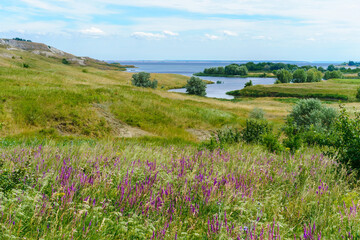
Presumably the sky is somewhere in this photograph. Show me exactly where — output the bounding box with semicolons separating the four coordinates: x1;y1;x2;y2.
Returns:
0;0;359;61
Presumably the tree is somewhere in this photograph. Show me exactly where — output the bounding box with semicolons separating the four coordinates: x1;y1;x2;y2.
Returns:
306;68;322;82
244;80;253;88
131;72;157;89
185;76;207;96
292;69;307;83
327;64;336;71
237;66;248;76
324;70;343;80
276;69;292;83
225;64;240;75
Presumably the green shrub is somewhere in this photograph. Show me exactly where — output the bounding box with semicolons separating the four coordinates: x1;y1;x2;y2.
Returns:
201;128;241;151
185;76;207;96
287;98;337;131
261;132;283;153
22;63;29;68
242;119;272;143
249;107;265;119
326;106;360;171
62;58;70;65
283;134;302;154
324;70;343;80
306;68;323;82
82;69;89;73
356;87;360;100
292;69;307;83
131;72;158;89
276;69;292;83
244;80;253;88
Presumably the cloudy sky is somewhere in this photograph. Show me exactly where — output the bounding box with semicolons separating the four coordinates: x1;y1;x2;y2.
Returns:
0;0;359;61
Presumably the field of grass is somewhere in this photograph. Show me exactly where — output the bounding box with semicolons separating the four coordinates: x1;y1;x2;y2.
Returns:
228;79;360;101
0;47;299;141
2;42;360;240
1;139;360;239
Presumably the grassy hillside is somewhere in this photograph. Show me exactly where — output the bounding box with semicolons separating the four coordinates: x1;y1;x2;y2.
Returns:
228;79;360;101
0;45;293;141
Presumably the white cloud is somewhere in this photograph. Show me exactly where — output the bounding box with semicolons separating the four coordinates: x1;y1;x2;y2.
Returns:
163;30;179;36
80;27;105;36
131;32;166;39
306;37;316;41
223;30;237;37
205;34;220;40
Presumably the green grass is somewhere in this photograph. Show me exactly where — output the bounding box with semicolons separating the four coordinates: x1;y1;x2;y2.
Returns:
228;79;360;101
0;140;360;239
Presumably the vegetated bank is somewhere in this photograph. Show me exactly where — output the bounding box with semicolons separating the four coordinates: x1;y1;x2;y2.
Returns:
227;78;360;101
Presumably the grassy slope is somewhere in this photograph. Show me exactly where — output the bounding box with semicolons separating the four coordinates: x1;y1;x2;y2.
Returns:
228;79;360;101
0;47;293;141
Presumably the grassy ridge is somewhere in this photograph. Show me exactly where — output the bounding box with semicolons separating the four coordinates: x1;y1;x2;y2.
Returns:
228;79;360;101
0;47;281;141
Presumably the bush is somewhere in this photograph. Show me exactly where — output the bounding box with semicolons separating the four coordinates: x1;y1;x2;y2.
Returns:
276;69;292;83
326;106;360;171
185;76;207;96
242;119;272;143
261;132;283;153
201;128;241;151
357;87;360;100
287;98;337;131
244;80;253;88
306;68;323;82
131;72;158;89
62;58;70;65
22;63;29;68
292;69;307;83
324;70;343;80
249;107;265;119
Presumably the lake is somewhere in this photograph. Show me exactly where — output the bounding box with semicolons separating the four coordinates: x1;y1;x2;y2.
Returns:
114;60;333;99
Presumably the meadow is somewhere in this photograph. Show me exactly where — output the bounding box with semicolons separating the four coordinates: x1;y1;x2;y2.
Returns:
228;79;360;101
1;139;360;239
1;43;360;239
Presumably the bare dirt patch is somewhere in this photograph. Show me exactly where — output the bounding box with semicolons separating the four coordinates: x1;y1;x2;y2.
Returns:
93;103;153;138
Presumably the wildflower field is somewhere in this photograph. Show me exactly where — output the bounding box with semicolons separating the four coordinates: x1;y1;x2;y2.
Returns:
1;140;359;239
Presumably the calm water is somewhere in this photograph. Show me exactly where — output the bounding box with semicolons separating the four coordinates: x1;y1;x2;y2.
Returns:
114;60;335;99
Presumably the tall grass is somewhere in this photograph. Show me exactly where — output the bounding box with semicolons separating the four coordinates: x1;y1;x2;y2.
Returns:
0;141;359;239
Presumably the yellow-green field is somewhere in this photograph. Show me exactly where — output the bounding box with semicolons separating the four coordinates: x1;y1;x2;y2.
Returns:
0;45;359;142
229;79;360;101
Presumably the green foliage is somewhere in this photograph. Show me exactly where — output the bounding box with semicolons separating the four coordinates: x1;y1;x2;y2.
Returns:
62;58;70;65
276;69;293;83
228;88;349;101
185;76;207;96
324;70;343;80
357;87;360;100
241;119;272;143
327;64;336;71
244;80;253;88
261;132;283;153
288;98;337;130
22;63;29;68
249;107;265;119
292;69;307;83
0;163;31;194
326;106;360;171
200;128;242;151
131;72;158;89
306;68;323;82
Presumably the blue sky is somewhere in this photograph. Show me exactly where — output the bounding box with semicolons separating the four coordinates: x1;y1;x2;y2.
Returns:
0;0;359;61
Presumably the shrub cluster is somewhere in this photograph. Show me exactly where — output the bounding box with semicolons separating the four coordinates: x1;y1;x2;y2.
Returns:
185;76;207;96
131;72;158;89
